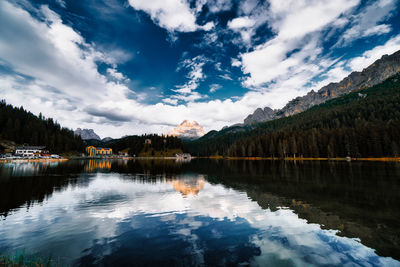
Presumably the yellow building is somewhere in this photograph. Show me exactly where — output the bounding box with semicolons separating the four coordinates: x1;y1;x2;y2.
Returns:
86;146;113;156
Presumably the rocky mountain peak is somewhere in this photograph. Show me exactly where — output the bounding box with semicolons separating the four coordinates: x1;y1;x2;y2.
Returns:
244;107;276;125
166;120;205;139
74;128;101;140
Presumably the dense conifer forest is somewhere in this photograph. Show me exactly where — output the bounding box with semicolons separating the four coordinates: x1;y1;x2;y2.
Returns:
0;100;85;153
86;134;187;156
188;74;400;158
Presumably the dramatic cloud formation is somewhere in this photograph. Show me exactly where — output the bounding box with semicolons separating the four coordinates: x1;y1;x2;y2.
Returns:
240;0;360;87
0;0;399;137
127;0;214;32
337;0;398;46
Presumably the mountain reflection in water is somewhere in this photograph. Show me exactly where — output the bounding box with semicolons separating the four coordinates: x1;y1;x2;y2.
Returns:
0;159;399;266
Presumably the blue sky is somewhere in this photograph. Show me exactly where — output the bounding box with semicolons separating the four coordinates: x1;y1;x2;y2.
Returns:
0;0;399;138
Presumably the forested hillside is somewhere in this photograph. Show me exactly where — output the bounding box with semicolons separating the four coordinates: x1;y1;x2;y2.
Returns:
0;100;85;153
86;134;187;156
188;74;400;158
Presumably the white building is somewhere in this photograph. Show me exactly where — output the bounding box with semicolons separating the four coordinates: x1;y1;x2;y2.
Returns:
175;153;191;159
14;146;46;157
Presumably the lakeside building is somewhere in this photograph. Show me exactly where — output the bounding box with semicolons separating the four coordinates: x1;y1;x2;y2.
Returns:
175;153;191;159
86;146;113;156
118;149;129;156
15;146;46;157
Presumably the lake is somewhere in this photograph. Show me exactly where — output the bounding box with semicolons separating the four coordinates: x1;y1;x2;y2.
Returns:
0;159;399;266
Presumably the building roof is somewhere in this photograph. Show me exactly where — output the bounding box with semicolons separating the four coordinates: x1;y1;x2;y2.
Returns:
15;146;46;150
86;146;112;150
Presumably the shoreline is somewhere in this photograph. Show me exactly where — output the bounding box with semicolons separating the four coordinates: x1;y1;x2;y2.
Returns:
0;158;69;163
205;156;400;162
1;156;399;163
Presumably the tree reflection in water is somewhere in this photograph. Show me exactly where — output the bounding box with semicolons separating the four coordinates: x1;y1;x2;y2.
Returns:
0;159;399;265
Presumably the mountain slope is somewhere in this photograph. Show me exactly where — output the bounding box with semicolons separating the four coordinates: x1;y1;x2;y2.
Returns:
188;73;400;157
244;50;400;125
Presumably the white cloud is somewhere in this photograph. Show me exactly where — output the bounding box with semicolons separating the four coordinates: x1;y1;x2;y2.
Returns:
214;62;222;72
348;34;400;72
228;16;255;29
0;2;130;105
239;0;359;88
205;0;233;13
209;84;221;93
267;0;358;40
337;0;398;46
162;98;179;105
231;58;241;67
219;73;232;80
362;24;392;38
55;0;66;8
170;55;208;102
106;68;129;81
225;1;270;46
127;0;214;32
227;16;258;45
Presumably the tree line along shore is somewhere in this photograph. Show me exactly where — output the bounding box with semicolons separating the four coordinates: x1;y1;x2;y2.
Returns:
1;74;400;161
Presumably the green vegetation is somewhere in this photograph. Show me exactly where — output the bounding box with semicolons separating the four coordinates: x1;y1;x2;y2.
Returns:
189;73;400;158
0;251;59;267
0;100;85;154
138;147;183;157
86;134;187;156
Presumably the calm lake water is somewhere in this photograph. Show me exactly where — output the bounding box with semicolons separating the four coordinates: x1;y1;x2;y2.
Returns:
0;159;399;266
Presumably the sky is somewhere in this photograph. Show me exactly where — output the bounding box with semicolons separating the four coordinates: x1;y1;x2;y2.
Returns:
0;0;400;138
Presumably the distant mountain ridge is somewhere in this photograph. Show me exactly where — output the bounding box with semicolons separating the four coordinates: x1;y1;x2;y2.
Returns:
74;128;101;140
244;50;400;125
166;120;205;140
102;137;113;142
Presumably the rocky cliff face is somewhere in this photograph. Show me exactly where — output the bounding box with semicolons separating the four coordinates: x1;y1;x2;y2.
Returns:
74;128;101;140
244;107;277;125
244;50;400;125
166;120;205;139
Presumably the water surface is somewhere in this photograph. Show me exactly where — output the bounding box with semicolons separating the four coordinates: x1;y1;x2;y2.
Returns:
0;159;399;266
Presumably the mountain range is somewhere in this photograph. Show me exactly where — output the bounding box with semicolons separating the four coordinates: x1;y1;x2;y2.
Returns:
189;71;400;158
243;50;400;125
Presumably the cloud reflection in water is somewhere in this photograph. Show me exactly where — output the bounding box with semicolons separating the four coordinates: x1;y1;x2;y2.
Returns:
0;172;398;266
